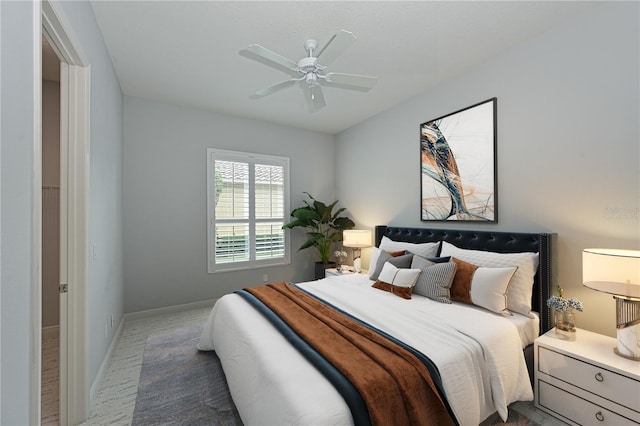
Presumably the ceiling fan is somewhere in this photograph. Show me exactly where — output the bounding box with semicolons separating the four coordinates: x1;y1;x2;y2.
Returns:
240;30;377;112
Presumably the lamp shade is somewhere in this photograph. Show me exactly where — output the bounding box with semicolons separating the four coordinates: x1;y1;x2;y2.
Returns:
583;248;640;298
342;230;372;248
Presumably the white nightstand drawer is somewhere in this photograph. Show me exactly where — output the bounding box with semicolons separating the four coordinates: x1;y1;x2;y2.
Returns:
538;346;640;412
539;380;638;425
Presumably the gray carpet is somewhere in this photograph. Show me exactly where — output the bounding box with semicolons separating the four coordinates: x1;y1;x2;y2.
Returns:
132;325;243;425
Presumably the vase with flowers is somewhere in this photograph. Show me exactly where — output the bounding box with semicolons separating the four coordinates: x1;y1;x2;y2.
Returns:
547;285;584;340
334;250;348;272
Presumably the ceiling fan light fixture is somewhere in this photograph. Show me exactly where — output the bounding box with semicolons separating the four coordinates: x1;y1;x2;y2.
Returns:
305;72;318;86
241;30;377;111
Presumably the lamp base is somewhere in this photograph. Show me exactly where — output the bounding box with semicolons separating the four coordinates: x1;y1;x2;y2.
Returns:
614;347;640;362
615;321;640;361
614;296;640;361
353;257;362;273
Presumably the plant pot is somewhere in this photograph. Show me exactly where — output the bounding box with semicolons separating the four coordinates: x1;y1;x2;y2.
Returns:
315;261;337;280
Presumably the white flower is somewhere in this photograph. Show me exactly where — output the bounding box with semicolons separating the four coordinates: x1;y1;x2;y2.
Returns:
567;297;584;312
547;295;568;311
546;291;584;312
334;250;347;259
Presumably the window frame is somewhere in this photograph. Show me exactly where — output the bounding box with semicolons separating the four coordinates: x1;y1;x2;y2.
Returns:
207;148;290;273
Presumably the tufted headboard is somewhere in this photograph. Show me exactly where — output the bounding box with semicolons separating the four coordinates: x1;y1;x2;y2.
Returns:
375;225;557;334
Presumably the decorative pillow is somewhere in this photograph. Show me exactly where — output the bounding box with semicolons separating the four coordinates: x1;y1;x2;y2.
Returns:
411;255;451;264
372;262;421;300
369;251;412;281
368;247;406;276
411;255;457;303
379;236;440;259
440;241;539;316
368;246;383;274
450;257;517;315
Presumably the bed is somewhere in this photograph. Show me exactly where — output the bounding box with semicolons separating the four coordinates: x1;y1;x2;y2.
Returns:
198;226;557;425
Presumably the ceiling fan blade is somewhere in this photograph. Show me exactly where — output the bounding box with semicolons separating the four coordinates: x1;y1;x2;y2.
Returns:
325;72;377;91
304;85;326;112
240;44;299;76
316;30;356;66
250;79;298;98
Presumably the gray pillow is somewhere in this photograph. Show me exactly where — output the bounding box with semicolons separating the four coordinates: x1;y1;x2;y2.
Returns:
411;255;457;303
370;253;414;281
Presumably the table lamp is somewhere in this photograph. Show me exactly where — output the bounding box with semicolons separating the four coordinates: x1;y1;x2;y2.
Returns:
583;248;640;361
342;230;372;273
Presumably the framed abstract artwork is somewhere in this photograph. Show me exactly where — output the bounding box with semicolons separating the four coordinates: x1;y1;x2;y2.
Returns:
420;98;497;222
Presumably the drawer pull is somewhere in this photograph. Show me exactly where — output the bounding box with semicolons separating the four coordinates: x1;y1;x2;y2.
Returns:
595;411;605;421
594;372;604;382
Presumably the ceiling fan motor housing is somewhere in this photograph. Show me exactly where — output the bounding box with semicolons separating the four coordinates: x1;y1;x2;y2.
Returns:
298;57;319;73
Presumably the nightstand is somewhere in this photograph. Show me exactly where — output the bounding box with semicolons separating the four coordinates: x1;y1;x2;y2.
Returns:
325;268;355;278
534;328;640;425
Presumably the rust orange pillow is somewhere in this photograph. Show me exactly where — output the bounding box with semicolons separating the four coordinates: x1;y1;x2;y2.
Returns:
450;257;517;315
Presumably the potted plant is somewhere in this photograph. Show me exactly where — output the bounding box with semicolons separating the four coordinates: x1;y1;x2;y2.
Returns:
283;192;355;278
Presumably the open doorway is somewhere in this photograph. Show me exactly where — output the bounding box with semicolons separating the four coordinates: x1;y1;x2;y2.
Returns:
41;35;61;426
40;1;91;423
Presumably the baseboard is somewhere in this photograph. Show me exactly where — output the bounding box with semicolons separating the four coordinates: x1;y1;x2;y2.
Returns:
89;317;124;406
88;298;217;407
124;299;217;322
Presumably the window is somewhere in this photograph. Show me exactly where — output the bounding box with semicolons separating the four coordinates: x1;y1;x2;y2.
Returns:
207;148;290;272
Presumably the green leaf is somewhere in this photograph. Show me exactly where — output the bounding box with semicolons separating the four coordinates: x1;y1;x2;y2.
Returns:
333;217;356;230
331;207;347;220
282;219;304;229
292;208;320;221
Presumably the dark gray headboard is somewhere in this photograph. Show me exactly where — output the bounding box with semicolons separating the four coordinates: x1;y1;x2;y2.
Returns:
375;226;557;333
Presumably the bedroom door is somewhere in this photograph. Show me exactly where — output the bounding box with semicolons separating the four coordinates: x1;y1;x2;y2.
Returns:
42;1;91;423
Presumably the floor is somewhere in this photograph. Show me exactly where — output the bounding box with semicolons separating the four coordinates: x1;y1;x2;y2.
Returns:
79;305;564;426
42;327;60;426
81;306;213;426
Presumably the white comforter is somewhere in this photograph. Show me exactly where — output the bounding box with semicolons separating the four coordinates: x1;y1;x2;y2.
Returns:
199;274;533;425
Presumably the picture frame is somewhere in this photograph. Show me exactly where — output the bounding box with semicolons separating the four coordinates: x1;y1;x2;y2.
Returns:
420;98;497;222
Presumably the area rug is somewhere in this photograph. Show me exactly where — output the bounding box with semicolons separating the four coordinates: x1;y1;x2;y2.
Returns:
132;324;243;426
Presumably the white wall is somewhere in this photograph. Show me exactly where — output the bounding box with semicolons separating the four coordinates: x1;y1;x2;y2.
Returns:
336;2;639;338
0;2;39;423
0;1;124;422
57;0;125;398
123;96;336;313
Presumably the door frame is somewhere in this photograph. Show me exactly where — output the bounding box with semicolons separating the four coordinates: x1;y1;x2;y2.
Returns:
40;1;90;424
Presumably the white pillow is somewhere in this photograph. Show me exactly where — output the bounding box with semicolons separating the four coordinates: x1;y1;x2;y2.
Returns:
450;257;516;315
441;241;539;316
377;262;422;288
379;236;439;259
469;266;517;315
368;247;382;276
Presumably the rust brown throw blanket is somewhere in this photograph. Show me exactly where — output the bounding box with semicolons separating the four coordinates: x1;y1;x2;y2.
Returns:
245;282;456;426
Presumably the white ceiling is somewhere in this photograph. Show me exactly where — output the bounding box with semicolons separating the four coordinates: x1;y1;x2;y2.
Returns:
90;1;596;135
